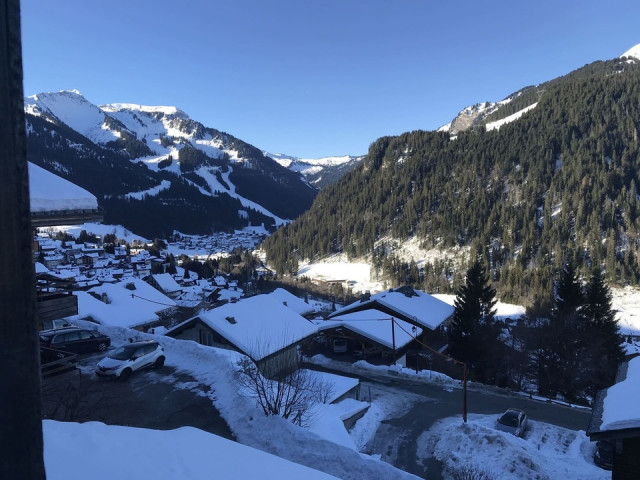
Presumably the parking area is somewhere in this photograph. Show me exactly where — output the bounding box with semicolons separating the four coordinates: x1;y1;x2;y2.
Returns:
41;350;234;440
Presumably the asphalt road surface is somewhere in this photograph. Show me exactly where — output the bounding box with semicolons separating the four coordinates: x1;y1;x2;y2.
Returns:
41;350;233;440
310;363;592;479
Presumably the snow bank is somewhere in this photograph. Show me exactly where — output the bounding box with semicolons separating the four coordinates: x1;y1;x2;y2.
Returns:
43;420;339;480
419;415;607;480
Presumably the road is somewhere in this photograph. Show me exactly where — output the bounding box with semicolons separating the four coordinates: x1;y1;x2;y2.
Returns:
310;363;592;479
41;350;233;440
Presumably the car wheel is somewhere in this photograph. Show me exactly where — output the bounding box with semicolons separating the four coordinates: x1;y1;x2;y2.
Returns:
154;356;165;369
119;368;132;381
98;342;107;352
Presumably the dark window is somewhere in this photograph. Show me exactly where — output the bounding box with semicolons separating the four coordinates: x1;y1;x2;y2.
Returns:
79;331;92;340
64;331;81;342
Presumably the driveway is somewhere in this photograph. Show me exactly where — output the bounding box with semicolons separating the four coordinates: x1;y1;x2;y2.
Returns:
41;350;234;440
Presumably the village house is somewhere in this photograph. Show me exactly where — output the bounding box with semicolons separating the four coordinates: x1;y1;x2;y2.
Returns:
315;286;454;365
587;355;640;479
167;293;318;378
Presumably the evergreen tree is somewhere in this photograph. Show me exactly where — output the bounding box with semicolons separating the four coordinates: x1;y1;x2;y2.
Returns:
448;261;500;382
581;268;625;395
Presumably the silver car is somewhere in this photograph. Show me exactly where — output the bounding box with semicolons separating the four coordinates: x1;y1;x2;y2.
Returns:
496;408;528;437
96;340;165;380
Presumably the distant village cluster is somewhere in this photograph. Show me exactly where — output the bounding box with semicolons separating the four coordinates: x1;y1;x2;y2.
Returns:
167;229;268;255
33;231;256;333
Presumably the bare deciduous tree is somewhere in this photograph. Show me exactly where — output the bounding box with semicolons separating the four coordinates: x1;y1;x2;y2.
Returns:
236;354;332;427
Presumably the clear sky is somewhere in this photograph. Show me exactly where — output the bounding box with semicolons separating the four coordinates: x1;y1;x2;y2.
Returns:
20;0;640;159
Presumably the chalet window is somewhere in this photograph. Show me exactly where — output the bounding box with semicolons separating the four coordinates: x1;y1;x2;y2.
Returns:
199;330;214;346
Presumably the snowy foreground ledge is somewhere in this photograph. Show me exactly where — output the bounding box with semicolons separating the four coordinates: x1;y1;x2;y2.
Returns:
43;420;339;480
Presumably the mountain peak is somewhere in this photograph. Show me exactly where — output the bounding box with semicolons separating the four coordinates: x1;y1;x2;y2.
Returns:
101;102;187;118
621;43;640;61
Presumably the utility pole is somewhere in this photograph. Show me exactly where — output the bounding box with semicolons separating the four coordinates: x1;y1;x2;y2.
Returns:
390;317;396;364
0;0;46;478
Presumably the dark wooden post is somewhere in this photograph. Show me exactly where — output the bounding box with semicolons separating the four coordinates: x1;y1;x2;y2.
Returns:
0;0;46;478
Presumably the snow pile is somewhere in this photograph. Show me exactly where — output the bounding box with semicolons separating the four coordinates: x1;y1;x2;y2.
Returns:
43;420;340;480
601;355;640;431
29;162;98;212
418;415;607;480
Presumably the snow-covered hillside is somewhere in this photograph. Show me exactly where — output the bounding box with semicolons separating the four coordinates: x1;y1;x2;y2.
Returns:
266;152;364;188
25;90;317;234
621;43;640;61
26;90;120;144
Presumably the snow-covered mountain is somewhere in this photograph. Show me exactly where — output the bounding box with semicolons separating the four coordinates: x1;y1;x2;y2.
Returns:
621;43;640;61
441;43;640;136
265;152;364;188
25;90;317;238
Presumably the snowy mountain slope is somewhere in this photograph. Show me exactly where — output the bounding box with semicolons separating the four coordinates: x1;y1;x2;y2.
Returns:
26;90;123;144
441;43;640;136
266;152;364;188
621;43;640;61
25;90;316;237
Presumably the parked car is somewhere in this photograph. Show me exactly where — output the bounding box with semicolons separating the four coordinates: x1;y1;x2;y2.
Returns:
496;408;528;437
39;327;110;354
593;439;614;470
96;340;165;380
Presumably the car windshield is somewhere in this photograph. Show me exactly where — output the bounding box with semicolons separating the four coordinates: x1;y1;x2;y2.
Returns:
499;412;520;427
109;345;138;360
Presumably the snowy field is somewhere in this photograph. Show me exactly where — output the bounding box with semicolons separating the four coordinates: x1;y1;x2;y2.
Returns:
418;415;607;480
43;222;149;244
297;255;384;293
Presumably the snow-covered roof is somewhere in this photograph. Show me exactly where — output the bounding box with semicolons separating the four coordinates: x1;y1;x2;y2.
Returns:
268;288;315;316
43;421;339;480
600;355;640;431
331;287;453;330
152;273;182;294
28;162;98;212
75;278;176;328
319;309;422;350
198;294;318;361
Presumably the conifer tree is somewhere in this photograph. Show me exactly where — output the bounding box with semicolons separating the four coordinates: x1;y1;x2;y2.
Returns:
581;268;625;395
448;260;500;382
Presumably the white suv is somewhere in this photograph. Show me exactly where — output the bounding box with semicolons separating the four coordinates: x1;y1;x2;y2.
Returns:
96;340;165;380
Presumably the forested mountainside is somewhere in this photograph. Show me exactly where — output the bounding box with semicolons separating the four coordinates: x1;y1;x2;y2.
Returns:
25;91;317;238
264;57;640;302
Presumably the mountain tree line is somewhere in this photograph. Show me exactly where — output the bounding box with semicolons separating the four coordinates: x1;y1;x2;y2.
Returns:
263;58;640;303
449;260;625;402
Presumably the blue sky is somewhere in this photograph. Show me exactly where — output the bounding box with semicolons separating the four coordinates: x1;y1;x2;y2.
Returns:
20;0;640;158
